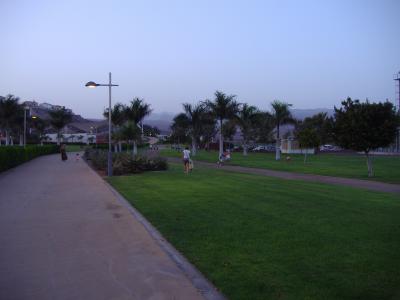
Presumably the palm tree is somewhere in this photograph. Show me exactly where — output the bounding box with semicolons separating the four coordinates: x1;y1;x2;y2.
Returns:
205;91;239;157
103;103;127;152
270;100;293;160
0;95;23;146
182;103;211;156
120;121;140;153
124;98;152;155
31;117;48;146
48;107;73;145
253;111;275;144
235;104;260;155
170;113;190;146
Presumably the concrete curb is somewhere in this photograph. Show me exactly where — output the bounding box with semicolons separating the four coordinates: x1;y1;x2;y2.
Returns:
84;160;226;300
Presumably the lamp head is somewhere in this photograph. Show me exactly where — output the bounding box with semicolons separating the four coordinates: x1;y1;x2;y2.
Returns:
31;116;37;119
85;81;99;88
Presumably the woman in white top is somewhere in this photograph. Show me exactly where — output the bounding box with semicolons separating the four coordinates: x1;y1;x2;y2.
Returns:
182;147;191;173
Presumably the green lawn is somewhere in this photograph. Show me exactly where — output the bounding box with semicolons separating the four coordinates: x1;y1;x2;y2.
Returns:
109;164;400;300
66;144;87;152
160;148;400;184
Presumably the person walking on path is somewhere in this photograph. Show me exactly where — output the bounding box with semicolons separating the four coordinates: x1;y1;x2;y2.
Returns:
60;144;68;161
183;146;191;174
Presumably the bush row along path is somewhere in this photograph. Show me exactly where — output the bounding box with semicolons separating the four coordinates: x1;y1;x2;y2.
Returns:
167;157;400;194
0;153;211;300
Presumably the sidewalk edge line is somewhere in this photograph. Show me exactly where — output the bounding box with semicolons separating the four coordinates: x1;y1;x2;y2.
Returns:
84;161;226;300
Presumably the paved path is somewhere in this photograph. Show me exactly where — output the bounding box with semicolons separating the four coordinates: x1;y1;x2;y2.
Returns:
168;158;400;194
0;154;209;300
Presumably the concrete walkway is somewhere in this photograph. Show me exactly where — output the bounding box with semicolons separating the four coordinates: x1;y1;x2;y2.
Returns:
0;154;208;300
167;157;400;194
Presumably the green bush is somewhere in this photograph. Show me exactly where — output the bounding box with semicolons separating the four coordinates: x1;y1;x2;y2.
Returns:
0;145;59;172
85;149;168;175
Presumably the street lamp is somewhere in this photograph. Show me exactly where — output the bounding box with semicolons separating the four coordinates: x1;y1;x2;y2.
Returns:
24;106;30;147
85;72;119;176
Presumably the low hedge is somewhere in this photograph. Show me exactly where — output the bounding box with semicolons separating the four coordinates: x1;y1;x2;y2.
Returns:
85;149;168;175
0;145;59;172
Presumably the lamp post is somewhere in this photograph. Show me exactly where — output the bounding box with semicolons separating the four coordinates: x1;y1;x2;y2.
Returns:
85;72;119;176
23;106;30;147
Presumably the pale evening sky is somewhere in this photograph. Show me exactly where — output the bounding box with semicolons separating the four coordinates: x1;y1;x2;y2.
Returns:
0;0;399;118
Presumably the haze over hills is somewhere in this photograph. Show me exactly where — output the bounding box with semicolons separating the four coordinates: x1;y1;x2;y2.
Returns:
25;100;335;134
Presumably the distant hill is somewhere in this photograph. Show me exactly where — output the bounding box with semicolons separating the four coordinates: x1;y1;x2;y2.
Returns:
25;101;335;135
290;108;334;120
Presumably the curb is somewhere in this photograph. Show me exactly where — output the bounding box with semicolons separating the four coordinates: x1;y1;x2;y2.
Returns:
83;160;226;300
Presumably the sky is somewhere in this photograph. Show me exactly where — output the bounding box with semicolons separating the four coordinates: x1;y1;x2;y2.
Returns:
0;0;399;118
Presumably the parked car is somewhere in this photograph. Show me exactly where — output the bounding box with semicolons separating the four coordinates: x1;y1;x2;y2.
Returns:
320;144;341;151
252;145;267;151
251;145;275;152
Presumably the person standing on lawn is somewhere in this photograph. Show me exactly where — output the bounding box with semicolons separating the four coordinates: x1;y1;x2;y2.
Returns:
182;147;191;174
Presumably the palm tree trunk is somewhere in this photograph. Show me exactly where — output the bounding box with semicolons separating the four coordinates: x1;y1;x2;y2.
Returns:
243;141;248;156
133;140;137;156
275;124;280;161
366;151;374;177
219;119;223;157
191;136;197;156
5;130;9;146
118;141;122;153
19;134;23;146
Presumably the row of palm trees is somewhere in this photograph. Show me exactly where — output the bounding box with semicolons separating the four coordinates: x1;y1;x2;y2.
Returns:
171;91;294;160
0;94;73;146
104;97;152;155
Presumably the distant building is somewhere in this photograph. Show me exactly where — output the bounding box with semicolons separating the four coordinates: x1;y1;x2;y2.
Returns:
281;138;315;154
39;103;54;110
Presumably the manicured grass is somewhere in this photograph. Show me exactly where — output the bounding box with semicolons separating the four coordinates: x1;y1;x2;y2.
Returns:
160;149;400;184
109;164;400;300
66;144;87;152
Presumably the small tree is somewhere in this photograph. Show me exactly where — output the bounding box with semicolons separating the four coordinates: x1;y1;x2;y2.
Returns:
120;121;141;154
31;117;48;146
235;104;260;155
124;98;152;155
170;113;190;146
333;98;399;177
104;103;127;152
296;127;320;163
297;112;333;152
270;100;294;160
0;95;23;146
253;111;275;145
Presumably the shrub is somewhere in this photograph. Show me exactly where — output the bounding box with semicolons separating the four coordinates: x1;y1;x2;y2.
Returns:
0;145;59;172
85;149;168;175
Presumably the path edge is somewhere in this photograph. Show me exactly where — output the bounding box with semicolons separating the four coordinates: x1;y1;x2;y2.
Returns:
84;161;226;300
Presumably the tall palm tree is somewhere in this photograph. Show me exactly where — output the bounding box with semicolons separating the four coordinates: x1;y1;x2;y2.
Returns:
104;103;127;152
205;91;239;157
235;104;260;155
0;95;23;146
270;100;293;160
48;107;73;145
124;98;152;155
